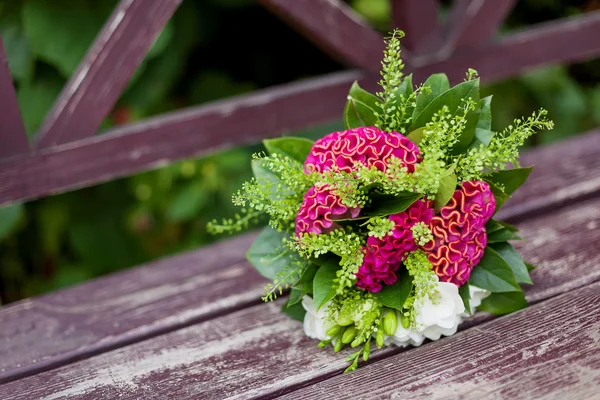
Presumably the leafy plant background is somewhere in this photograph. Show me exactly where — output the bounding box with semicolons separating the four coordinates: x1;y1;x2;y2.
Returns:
0;0;598;303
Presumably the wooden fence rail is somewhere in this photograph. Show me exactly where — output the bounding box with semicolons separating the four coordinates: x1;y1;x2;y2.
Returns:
0;0;599;206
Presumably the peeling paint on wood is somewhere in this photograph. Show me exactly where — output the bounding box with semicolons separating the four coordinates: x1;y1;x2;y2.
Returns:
1;197;598;399
0;233;266;384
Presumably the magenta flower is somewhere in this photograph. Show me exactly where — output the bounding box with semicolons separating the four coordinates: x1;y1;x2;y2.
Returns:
356;200;433;292
295;185;361;237
422;181;496;286
304;126;421;174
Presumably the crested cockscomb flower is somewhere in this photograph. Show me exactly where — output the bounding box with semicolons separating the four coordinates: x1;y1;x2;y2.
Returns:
304;126;421;174
356;200;433;292
295;184;361;237
422;181;496;286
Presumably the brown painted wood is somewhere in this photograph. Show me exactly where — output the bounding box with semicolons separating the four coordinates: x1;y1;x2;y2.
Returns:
258;0;384;74
412;11;600;84
0;232;266;384
0;70;368;206
1;196;598;399
0;35;29;159
391;0;443;53
281;281;600;400
34;0;181;149
445;0;516;50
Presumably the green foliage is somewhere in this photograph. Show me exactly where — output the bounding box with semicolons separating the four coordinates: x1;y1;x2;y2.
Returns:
372;268;412;311
478;291;528;315
469;247;521;293
282;301;306;321
263;137;314;163
486;167;534;195
458;281;471;315
344;82;382;129
490;242;532;285
312;255;340;310
0;204;23;240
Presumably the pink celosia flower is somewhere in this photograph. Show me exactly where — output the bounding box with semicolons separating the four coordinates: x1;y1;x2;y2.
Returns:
304;126;421;174
356;200;433;292
422;181;496;286
295;185;360;237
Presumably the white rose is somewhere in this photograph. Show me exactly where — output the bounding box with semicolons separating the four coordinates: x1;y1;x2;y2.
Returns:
301;295;332;341
464;284;491;316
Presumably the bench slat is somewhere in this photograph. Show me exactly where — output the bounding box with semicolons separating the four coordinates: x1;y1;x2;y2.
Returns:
0;132;598;384
280;281;600;400
1;196;597;399
0;233;266;384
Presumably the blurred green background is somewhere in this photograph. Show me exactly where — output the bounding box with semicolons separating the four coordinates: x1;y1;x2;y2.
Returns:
0;0;598;304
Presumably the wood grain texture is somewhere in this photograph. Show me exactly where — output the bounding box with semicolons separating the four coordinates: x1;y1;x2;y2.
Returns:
1;196;598;399
445;0;516;50
34;0;181;149
258;0;384;73
281;281;600;400
0;133;596;384
0;70;369;206
391;0;443;53
411;11;600;84
0;35;29;159
0;233;266;384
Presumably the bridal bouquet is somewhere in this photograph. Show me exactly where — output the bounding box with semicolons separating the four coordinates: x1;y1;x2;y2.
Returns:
208;30;553;372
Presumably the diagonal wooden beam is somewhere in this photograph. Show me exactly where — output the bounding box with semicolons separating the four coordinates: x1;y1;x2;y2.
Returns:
411;11;600;84
258;0;386;73
0;36;29;159
0;70;374;206
391;0;443;54
444;0;517;52
33;0;181;150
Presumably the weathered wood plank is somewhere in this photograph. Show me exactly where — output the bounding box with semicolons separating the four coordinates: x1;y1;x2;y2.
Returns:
0;35;29;159
0;131;596;384
34;0;181;149
391;0;443;53
1;196;598;399
0;70;368;206
258;0;384;74
445;0;516;50
0;233;266;384
412;11;600;84
281;281;600;400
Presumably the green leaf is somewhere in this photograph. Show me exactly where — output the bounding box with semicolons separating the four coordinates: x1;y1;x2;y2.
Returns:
459;281;471;315
287;287;304;307
406;127;425;146
361;192;422;218
296;263;319;294
434;172;457;211
487;228;523;243
486;166;534;195
263;137;314;163
343;81;382;129
526;262;536;272
0;9;34;83
410;79;480;138
490;242;532;284
477;96;493;131
415;73;450;112
17;74;64;136
246;227;306;280
282;301;306;321
373;268;412;311
0;203;24;240
485;219;505;234
486;180;511;210
478;291;528;315
313;254;340;310
251;159;292;201
469;247;521;293
23;0;111;77
166;183;208;222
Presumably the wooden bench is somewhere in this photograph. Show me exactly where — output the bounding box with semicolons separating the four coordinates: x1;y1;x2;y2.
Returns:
1;1;600;398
